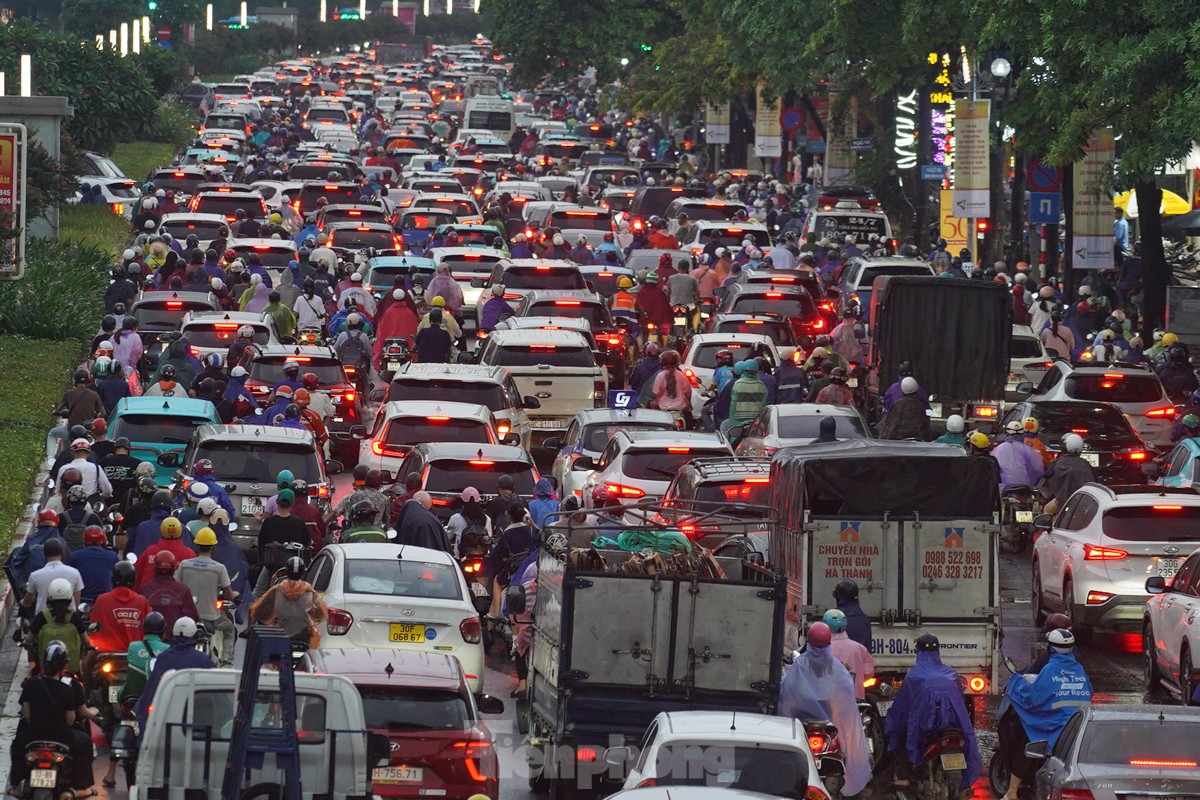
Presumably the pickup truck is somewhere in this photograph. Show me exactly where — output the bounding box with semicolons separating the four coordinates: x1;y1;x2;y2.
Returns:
768;439;1002;693
524;530;786;795
476;328;606;440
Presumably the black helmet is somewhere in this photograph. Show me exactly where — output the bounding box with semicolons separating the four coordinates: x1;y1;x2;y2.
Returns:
366;469;383;489
497;474;516;490
898;360;914;377
112;560;136;589
43;640;70;674
199;377;217;395
916;633;940;652
285;556;306;581
833;579;859;604
351;500;375;521
151;489;173;510
405;471;421;490
160;364;177;380
137;475;158;495
285;403;301;419
1169;344;1187;364
143;611;166;637
74;368;89;384
352;463;370;483
69;424;88;440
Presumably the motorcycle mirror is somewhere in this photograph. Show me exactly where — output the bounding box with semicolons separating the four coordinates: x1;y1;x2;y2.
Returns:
386;528;398;540
1004;655;1019;674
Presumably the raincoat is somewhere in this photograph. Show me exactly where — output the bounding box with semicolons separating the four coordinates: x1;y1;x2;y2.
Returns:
153;340;197;388
373;299;420;366
527;478;559;529
1005;650;1092;749
884;649;981;788
239;281;270;313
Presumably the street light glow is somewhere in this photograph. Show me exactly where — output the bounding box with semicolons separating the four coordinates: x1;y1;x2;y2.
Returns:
20;54;31;97
132;19;141;53
240;1;248;26
991;57;1012;78
320;0;327;22
119;22;129;56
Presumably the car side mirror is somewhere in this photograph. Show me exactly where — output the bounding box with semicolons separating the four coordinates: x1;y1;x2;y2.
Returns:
572;455;595;470
1033;513;1053;531
325;459;344;476
456;351;475;364
476;694;505;715
1024;741;1049;760
1146;575;1168;594
523;396;541;410
502;433;521;446
157;452;180;467
1142;461;1161;480
349;425;368;439
1016;381;1034;395
369;387;386;403
605;746;632;768
1044;347;1061;359
386;528;397;540
542;437;562;450
368;732;392;767
470;278;486;288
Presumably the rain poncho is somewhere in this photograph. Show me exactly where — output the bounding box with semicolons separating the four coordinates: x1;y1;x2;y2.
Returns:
240;281;269;313
779;644;870;796
1005;650;1092;749
883;649;981;788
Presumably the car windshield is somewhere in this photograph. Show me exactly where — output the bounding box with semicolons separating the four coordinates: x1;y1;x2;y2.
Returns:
1080;721;1199;766
489;344;595;368
581;422;676;453
384;417;491;448
1101;506;1200;543
777;413;869;439
401;212;455;230
110;413;212;444
344;558;462;600
194;441;322;483
690;343;758;369
194;196;265;219
715;320;795;344
425;460;536;495
622;449;729;481
133;303;210;328
300;186;360;209
539;143;586;159
549;211;612;231
441;230;494;246
183;323;270;349
251;357;346;386
729;295;816;318
1032;403;1136;442
160;220;227;240
691;479;773;507
191;691;326;742
1066;374;1163;403
503;267;586;290
206;115;245;130
234;247;295;268
651;742;809;797
360;687;470;731
330;228;396;250
526;301;611;328
1010;337;1044;359
388;379;508;410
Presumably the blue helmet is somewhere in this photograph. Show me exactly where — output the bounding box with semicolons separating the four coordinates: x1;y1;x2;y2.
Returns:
822;609;848;633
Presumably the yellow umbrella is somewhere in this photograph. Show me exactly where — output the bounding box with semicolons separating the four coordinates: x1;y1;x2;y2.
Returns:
1114;188;1192;218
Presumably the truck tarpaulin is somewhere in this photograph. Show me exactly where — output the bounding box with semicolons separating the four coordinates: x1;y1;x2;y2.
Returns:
871;276;1011;400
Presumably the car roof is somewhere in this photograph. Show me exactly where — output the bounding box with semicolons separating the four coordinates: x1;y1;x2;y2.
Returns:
1083;704;1200;721
614;430;729;449
520;289;604;304
503;259;579;270
113;397;218;417
251;344;338;359
305;648;466;690
192;423;317;445
659;710;801;740
487;328;591;347
195;190;262;200
381;400;492;421
775;403;865;418
182;310;270;325
395;363;507;381
367;256;436;268
325;542;457;564
226;238;297;250
410;442;533;462
683;457;772;479
1062;362;1157;375
497;317;593;334
689;332;777;345
692;220;768;230
1082;483;1200;504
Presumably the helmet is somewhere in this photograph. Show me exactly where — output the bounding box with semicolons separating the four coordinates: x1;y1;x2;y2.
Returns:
915;633;940;652
159;364;176;380
967;431;991;452
60;467;83;489
143;611;166;637
160;517;183;539
173;616;197;638
352;464;370;484
1022;416;1040;434
806;621;832;648
945;414;965;433
68;485;89;504
1169;344;1188;364
900;376;918;395
194;526;218;547
716;349;733;366
112;560;136;589
186;482;210;502
277;469;295;487
204;353;223;369
283;361;300;377
829;367;848;383
1044;612;1072;633
1047;628;1075;651
617;276;634;289
1184;414;1200;429
1061;432;1084;454
645;342;661;357
303;372;319;389
137;475;157;496
1004;420;1024;436
193;458;215;477
151;489;174;511
351;500;376;521
83;525;107;546
1162;332;1179;346
661;350;680;368
822;609;848;633
294;388;311;406
898;360;915;376
48;578;74;602
74;367;89;384
237;325;255;339
154;550;178;575
43;641;70;674
285;556;306;581
590;485;611;507
833;579;859;604
497;474;516;490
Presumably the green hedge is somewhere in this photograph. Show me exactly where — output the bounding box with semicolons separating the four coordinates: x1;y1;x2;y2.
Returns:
0;239;111;342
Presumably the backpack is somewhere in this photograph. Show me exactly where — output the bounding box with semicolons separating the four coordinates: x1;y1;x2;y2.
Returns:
38;611;82;674
337;330;370;367
458;523;490;557
61;508;90;552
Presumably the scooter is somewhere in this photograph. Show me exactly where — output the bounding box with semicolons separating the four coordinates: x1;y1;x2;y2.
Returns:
1000;485;1040;553
671;304;693;345
859;677;894;770
804;719;845;795
23;741;73;800
89;651;129;726
379;336;412;382
297;325;324;345
109;695;140;788
897;728;969;800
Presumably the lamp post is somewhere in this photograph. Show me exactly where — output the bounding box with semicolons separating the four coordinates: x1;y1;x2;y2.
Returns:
132;19;141;53
320;0;327;22
206;3;214;30
119;22;129;56
20;55;31;97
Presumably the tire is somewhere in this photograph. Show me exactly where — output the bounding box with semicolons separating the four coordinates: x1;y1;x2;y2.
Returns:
123;759;136;789
1064;578;1094;645
1181;648;1196;706
1144;621;1161;691
1031;562;1048;626
989;752;1011;798
860;708;885;771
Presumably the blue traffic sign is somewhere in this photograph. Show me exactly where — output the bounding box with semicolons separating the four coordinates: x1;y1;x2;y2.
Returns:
608;389;637;410
920;165;947;181
1029;192;1061;224
1026;159;1064;193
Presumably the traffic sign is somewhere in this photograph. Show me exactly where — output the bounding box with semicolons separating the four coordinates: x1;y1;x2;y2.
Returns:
1029;192;1061;224
779;107;804;134
921;165;947;181
849;137;875;151
608;389;637;410
1026;158;1064;193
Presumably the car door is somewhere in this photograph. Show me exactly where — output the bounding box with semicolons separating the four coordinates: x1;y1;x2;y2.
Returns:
1036;710;1086;798
1037;494;1081;604
1158;554;1200;684
1058;494;1101;608
552;420;580;484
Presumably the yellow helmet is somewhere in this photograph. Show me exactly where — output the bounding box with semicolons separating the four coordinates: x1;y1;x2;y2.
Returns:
269;212;283;224
966;431;991;451
430;296;446;307
193;526;218;547
1022;416;1039;434
1162;332;1179;346
617;276;634;289
160;517;183;539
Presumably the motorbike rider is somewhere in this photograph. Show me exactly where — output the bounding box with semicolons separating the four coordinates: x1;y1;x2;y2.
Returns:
823;609;874;699
250;556;328;649
330;464;389;526
1037;433;1096;516
1021;416;1052;467
884;634;980;793
178;528;239;667
135;617;215;731
833;580;873;650
650;350;694;427
778;622;870;797
190;458;236;521
933;414;967;446
68;525;118;603
140;551;200;637
341;500;388;543
727;359;768;435
634;272;672;346
30;578;89;674
1026;613;1072;674
1000;628;1093;800
1155;344;1200;402
86;559;149;671
877;376;933;441
121;611;169;704
882;361;927;413
134;517;196;590
993;420;1046;491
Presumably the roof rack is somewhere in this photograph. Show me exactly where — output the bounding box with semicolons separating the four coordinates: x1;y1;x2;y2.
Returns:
685;457;771;477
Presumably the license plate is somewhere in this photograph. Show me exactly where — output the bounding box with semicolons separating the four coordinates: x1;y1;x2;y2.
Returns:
372;766;424;783
529;418;565;429
929;403;943;418
30;770;56;789
470;582;488;596
109;686;120;702
389;623;426;643
1016;511;1034;523
847;378;859;388
940;752;967;771
241;496;264;515
386;360;402;370
1082;452;1100;467
1158;558;1181;579
875;700;893;717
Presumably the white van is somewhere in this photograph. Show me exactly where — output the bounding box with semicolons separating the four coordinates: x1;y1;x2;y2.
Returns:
463;97;515;141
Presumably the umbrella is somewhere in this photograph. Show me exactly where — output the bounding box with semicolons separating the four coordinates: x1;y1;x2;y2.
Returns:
1162;209;1200;236
1113;188;1192;218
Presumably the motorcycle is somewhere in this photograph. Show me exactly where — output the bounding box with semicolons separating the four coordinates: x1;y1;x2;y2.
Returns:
22;741;73;800
697;297;715;329
110;695;140;788
859;677;894;770
379;336;412;382
1000;485;1040;553
89;651;129;726
896;728;970;800
459;529;492;615
671;304;693;345
804;719;845;795
297;325;324;346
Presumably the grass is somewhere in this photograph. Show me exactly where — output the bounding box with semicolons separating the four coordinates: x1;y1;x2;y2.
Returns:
61;205;130;258
110;141;179;184
0;336;85;552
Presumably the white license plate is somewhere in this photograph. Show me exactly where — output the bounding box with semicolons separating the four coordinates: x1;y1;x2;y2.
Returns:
240;497;264;515
876;700;893;717
470;581;488;596
847;378;859;388
109;686;120;702
373;766;424;783
1016;511;1034;523
1158;558;1181;579
1082;452;1100;467
929;403;943;418
530;418;565;429
29;770;56;789
940;752;967;771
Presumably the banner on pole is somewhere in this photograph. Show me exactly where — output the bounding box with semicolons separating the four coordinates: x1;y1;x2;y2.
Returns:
1071;129;1115;270
951;100;990;218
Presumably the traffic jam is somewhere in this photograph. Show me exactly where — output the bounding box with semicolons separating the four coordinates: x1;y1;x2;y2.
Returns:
6;30;1200;800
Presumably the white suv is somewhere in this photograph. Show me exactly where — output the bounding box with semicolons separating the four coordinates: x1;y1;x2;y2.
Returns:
1021;361;1176;446
1032;484;1200;639
1144;546;1200;702
578;430;733;506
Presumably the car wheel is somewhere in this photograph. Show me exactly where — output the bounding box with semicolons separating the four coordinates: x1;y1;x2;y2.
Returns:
1144;621;1162;691
1031;562;1048;626
1064;578;1093;645
1181;647;1196;706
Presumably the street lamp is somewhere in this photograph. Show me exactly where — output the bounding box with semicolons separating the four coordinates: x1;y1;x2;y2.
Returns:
320;0;327;22
20;54;31;97
119;22;129;56
990;57;1012;78
132;19;141;53
620;57;629;67
206;3;214;30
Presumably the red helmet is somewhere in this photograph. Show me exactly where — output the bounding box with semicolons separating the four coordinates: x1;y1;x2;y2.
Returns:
193;458;214;478
806;621;832;648
223;249;237;261
153;551;178;575
302;372;320;389
83;526;107;546
590;485;611;507
60;468;83;489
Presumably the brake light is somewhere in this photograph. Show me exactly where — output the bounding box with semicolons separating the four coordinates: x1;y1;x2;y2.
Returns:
605;483;645;498
468;459;494;466
635;778;658;788
1153;504;1183;510
1102;372;1124;379
606;336;622;346
459;616;482;644
317;484;329;498
554;299;581;306
1084;545;1127;561
347;209;362;216
667;447;691;453
1145;406;1176;418
166;301;183;309
326;608;354;635
111;202;124;215
765;291;782;298
1129;759;1198;768
806;789;831;800
967;675;987;692
213;322;240;330
496;423;510;438
684;368;699;388
575;748;597;762
807;734;828;753
974;406;999;418
1115;451;1148;461
744;476;770;483
450;741;490;781
594;379;606;405
174;171;186;177
1086;590;1114;605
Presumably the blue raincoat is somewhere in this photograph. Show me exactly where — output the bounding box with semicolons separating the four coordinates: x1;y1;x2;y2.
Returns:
884;649;981;788
1005;650;1092;749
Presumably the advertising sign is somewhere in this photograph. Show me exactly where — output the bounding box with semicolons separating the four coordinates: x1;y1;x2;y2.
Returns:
1071;130;1115;270
952;100;990;218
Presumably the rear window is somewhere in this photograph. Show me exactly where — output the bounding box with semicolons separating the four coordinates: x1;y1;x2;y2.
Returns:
698;227;771;247
344;559;462;600
692;479;772;506
103;181;139;199
329;228;396;251
110;413;211;444
466;110;512;130
502;267;585;291
191;691;326;742
1080;721;1199;766
388;379;508;411
690;343;759;369
401;212;455;230
714;320;796;344
1032;403;1136;441
526;301;612;328
205;114;245;130
194;196;266;219
194;441;322;483
582;422;676;453
425;459;535;496
184;322;270;349
858;266;932;285
1010;337;1045;359
133;302;211;328
159;220;227;241
289;163;352;181
440;231;496;247
251;357;346;386
152;172;207;194
729;294;817;319
539;143;587;159
322;209;387;227
360;687;470;731
299;185;360;209
1101;506;1200;543
622;449;729;481
489;344;596;368
307;107;349;122
677;204;742;222
423;199;477;218
549;211;612;231
214;84;251;96
777;413;869;439
384;417;491;448
233;247;295;268
650;742;809;796
1066;374;1163;403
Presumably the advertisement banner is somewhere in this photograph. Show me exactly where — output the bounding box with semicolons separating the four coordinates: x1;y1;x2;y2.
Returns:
753;85;781;158
951;100;990;218
705;102;730;145
940;190;969;252
0;133;16;273
1071;129;1115;270
823;94;856;185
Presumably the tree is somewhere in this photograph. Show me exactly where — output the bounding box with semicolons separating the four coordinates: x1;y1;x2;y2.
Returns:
60;0;144;37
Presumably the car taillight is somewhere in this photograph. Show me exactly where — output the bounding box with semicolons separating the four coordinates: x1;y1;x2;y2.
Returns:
1144;406;1176;418
635;778;658;788
1023;361;1054;370
111;202;124;215
326;608;354;635
1129;759;1198;768
449;741;491;782
496;423;510;438
806;788;831;800
973;405;999;418
1086;590;1115;605
1083;545;1127;561
459;616;482;644
605;483;645;499
1061;786;1096;800
593;379;605;406
1114;450;1148;461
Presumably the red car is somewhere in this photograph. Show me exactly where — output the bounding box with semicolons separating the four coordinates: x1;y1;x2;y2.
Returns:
300;648;503;800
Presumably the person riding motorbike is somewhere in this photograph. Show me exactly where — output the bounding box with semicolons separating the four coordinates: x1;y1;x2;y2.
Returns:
84;560;150;689
823;609;874;699
1037;433;1095;516
178;527;239;667
994;420;1046;491
30;578;89;674
340;500;388;543
1025;613;1072;674
250;556;328;649
883;633;980;793
140;550;200;637
135;617;215;731
933;414;967;446
833;579;872;649
877;376;932;441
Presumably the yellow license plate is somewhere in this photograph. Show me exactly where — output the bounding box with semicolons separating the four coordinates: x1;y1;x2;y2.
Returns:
1016;511;1034;522
940;752;967;771
373;766;424;783
389;623;426;643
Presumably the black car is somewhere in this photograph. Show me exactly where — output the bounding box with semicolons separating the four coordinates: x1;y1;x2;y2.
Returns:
1001;400;1154;485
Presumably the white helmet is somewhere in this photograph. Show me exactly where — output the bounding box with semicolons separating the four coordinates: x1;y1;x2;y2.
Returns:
1047;628;1075;651
173;616;198;638
48;578;73;602
122;248;135;261
1061;433;1084;454
900;376;918;395
945;414;965;433
1005;420;1025;436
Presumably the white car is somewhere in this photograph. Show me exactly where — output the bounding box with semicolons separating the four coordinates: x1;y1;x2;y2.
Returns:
579;430;733;506
544;409;679;500
1144;545;1200;701
179;310;279;362
681;333;781;419
358;400;503;475
610;711;826;798
1032;484;1200;638
1007;324;1052;404
309;543;487;694
71;177;139;219
156;212;230;250
734;403;871;458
